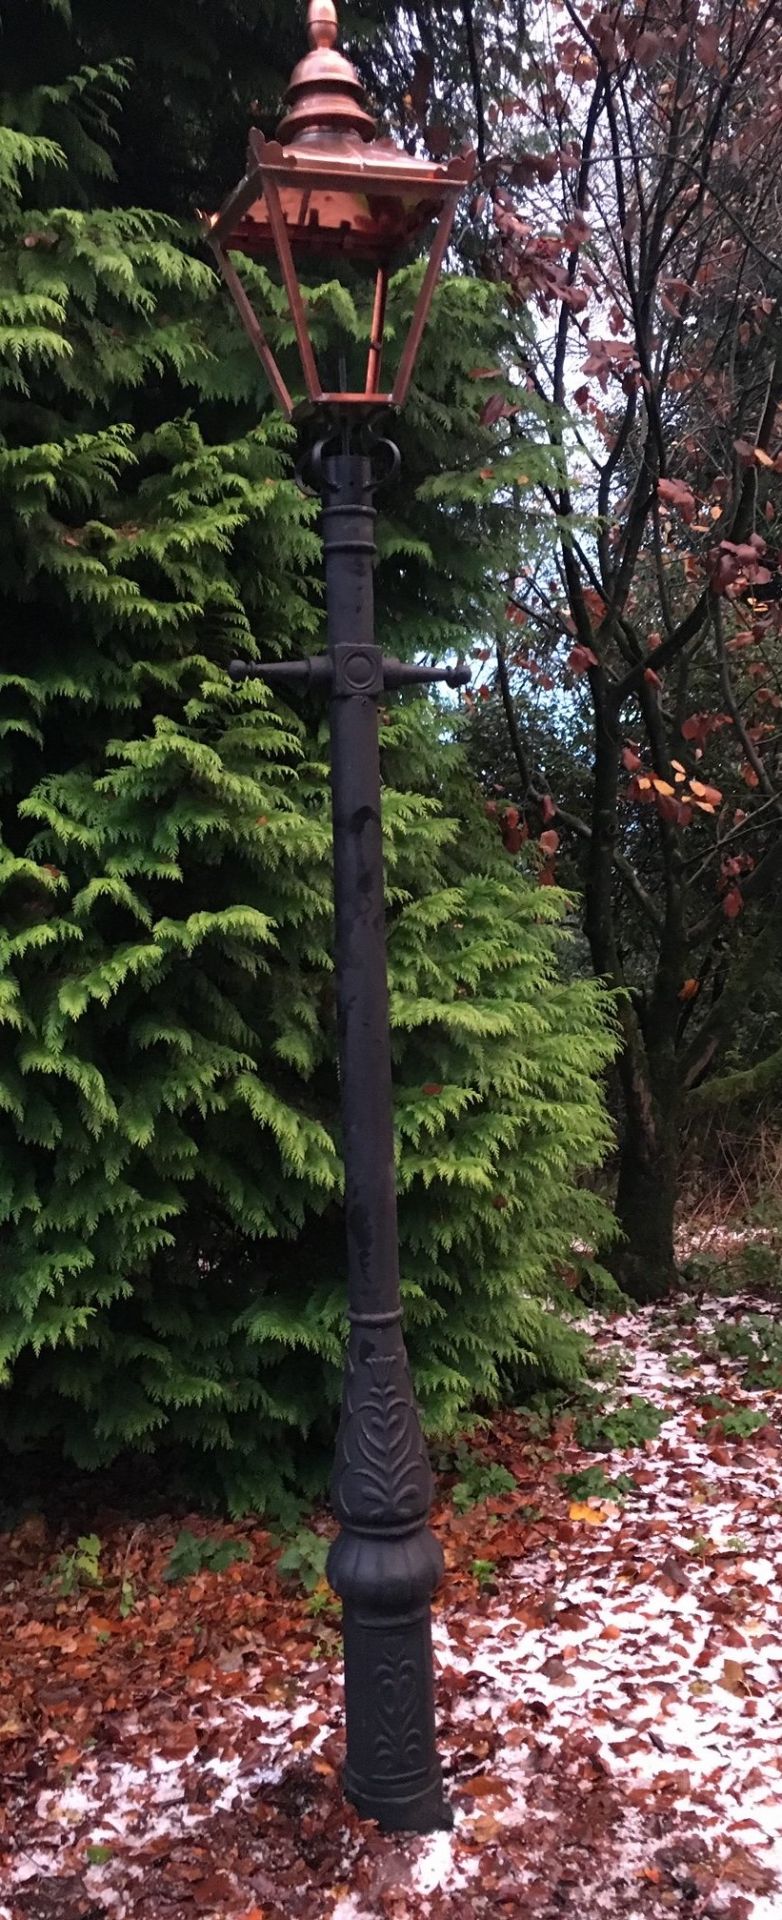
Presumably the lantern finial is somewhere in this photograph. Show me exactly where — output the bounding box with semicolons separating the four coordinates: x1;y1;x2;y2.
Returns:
277;0;376;144
307;1;338;50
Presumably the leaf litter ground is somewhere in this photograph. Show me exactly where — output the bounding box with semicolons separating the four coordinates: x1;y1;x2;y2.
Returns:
2;1289;782;1920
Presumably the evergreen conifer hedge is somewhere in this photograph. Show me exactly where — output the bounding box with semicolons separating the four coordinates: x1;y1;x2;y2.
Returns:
0;15;617;1510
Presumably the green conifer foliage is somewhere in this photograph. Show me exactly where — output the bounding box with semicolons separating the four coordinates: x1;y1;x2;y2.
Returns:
0;16;617;1509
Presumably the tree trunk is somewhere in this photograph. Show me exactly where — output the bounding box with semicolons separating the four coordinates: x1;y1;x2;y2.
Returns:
612;1118;678;1303
609;1038;680;1304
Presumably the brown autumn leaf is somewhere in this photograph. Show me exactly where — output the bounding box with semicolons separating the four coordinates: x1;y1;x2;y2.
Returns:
722;1849;776;1892
562;212;591;249
504;823;528;853
658;476;697;522
689;778;722;803
539;1653;576;1686
582;588;607;620
468;1813;505;1844
461;1772;508;1798
696;22;720;64
659;1555;689;1594
719;1658;750;1697
480;393;516;426
568;643;599;674
192;1872;239;1907
634;29;664;63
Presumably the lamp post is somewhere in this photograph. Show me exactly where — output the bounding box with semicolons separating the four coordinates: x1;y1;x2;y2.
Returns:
205;0;473;1835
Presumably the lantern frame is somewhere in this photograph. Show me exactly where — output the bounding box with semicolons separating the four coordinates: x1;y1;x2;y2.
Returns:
202;3;473;420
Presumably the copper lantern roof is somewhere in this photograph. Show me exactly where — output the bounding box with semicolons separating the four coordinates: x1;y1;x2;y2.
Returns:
203;0;474;418
206;0;471;265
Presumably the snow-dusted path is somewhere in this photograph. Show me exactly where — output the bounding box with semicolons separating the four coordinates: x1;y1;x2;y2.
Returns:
2;1292;782;1919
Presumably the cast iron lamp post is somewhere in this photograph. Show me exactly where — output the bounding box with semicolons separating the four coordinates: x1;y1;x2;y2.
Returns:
204;0;473;1835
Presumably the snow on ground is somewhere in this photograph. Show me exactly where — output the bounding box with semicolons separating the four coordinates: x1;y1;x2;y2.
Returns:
2;1288;782;1918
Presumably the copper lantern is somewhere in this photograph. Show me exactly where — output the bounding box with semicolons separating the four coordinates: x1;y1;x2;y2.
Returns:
203;0;473;418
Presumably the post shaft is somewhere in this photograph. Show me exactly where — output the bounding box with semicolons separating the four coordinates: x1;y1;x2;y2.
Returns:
321;451;450;1833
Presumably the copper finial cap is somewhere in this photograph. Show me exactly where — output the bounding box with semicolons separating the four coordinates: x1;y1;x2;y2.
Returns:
308;1;338;48
277;0;377;145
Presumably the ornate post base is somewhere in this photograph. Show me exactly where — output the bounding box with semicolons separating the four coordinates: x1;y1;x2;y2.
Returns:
328;1315;452;1833
339;1598;450;1831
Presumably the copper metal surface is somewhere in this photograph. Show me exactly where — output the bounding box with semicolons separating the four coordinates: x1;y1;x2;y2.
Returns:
277;0;377;145
390;198;459;408
308;1;338;48
209;129;470;264
365;268;388;395
262;175;322;402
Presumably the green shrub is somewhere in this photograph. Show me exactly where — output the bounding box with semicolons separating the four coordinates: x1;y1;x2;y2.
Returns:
276;1529;331;1594
575;1395;669;1452
561;1465;636;1501
53;1532;103;1596
703;1314;782;1390
0;15;618;1510
449;1445;517;1512
163;1530;251;1583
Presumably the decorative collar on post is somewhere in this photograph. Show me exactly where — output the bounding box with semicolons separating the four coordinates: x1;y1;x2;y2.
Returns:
203;0;474;420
